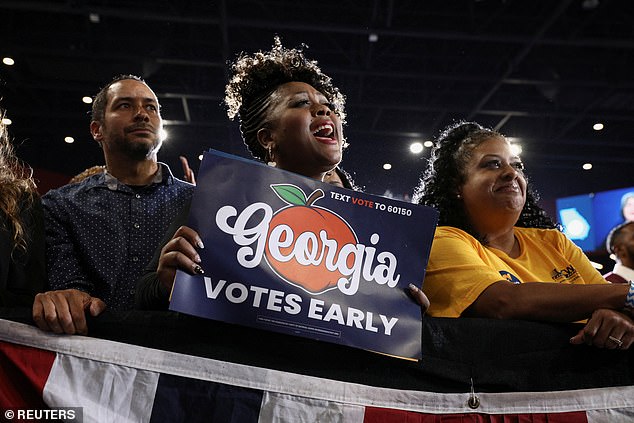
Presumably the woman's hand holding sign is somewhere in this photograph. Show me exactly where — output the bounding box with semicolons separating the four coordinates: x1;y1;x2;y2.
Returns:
408;284;430;314
157;225;206;292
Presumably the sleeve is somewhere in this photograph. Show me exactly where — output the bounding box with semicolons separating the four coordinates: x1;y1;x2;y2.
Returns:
135;200;191;310
42;191;94;294
423;228;508;317
558;231;608;285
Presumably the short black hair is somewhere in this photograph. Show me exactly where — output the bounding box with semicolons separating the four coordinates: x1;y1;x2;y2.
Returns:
606;221;634;254
91;74;146;122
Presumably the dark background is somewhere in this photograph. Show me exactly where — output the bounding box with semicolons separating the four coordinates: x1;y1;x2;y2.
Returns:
1;1;633;219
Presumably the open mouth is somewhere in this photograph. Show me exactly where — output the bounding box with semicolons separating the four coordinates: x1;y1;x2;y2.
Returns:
312;123;336;141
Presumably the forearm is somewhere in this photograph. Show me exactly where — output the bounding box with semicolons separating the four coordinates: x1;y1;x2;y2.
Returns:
47;271;93;293
45;243;93;292
135;271;170;310
466;281;630;322
135;209;185;311
44;203;93;293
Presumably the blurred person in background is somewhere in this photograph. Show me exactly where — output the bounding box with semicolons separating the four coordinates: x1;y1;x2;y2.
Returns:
324;166;359;190
0;107;45;307
620;192;634;223
604;221;634;284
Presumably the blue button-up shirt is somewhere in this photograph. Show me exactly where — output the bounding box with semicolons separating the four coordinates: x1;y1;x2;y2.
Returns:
42;163;194;311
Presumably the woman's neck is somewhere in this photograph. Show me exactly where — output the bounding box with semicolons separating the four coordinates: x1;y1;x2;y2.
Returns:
485;228;519;257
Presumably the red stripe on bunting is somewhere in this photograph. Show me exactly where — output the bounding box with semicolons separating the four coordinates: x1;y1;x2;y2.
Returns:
0;340;56;409
364;407;589;423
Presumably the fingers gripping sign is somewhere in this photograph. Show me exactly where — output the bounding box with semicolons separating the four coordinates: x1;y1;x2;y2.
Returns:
157;225;206;292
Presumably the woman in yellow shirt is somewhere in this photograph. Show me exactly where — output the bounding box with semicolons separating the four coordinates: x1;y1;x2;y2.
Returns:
414;121;633;350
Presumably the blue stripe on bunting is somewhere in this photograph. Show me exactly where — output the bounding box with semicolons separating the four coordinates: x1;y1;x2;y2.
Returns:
149;373;263;423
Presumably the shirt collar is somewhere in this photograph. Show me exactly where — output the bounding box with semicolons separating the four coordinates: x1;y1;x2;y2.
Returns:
612;262;634;282
103;162;169;191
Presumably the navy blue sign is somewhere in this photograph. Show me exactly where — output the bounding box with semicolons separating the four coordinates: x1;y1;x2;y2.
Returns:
169;150;438;359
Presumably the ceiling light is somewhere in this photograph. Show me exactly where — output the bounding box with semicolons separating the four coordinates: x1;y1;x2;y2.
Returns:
1;117;12;125
2;57;15;66
582;163;592;170
593;123;604;131
368;33;378;43
423;140;434;148
159;129;168;142
383;163;392;170
64;136;75;144
82;96;93;104
409;142;423;154
89;13;100;23
198;154;203;161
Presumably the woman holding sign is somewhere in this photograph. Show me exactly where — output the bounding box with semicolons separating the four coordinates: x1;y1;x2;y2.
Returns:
136;39;429;310
414;121;634;350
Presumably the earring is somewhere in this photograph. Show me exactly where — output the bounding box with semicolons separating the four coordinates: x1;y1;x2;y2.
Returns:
267;145;276;167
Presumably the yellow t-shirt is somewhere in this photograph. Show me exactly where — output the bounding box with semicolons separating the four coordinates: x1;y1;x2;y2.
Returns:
423;226;607;317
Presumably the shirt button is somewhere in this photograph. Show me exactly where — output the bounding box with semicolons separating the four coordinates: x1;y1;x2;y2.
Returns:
135;194;141;199
134;223;140;229
132;256;139;262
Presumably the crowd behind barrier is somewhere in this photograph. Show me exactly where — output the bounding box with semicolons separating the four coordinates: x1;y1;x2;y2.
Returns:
3;40;634;421
3;308;634;421
2;307;634;393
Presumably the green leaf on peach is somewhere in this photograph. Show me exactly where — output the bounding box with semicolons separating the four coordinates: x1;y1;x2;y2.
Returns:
271;184;307;206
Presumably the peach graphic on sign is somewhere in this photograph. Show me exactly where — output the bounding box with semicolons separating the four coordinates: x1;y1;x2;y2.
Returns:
265;184;358;294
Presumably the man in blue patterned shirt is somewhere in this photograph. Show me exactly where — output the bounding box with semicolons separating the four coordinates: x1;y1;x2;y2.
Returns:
33;75;194;334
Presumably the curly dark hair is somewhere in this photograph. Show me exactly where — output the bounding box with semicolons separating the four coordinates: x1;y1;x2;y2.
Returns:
225;37;346;161
413;121;557;243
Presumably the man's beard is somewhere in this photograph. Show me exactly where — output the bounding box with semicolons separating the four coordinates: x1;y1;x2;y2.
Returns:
107;129;162;161
122;136;162;160
101;121;163;160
